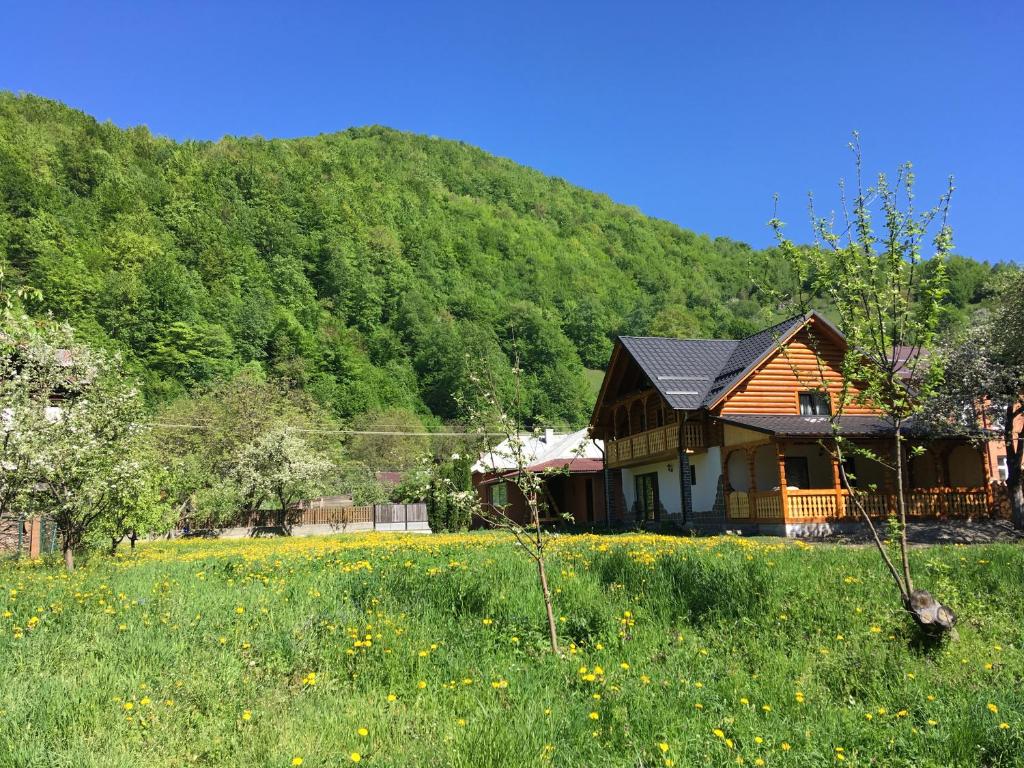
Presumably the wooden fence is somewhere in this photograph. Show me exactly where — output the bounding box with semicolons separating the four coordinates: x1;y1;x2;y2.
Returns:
215;502;429;532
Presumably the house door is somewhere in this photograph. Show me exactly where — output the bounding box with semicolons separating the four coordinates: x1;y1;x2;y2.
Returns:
784;457;810;489
635;472;660;521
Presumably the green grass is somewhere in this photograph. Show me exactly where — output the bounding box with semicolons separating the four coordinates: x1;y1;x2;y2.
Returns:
585;368;606;401
0;532;1021;767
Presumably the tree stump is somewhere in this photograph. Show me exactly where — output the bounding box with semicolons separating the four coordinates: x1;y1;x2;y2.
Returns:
904;589;957;638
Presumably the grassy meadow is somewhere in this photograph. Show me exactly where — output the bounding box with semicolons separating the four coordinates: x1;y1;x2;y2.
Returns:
0;532;1021;767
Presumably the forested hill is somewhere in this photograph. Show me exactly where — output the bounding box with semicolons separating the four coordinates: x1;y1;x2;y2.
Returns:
0;93;998;428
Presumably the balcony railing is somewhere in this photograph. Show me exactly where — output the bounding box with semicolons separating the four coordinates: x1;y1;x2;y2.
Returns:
727;487;990;522
605;422;706;467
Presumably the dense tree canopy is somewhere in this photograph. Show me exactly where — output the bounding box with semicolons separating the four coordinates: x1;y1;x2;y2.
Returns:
0;93;1003;428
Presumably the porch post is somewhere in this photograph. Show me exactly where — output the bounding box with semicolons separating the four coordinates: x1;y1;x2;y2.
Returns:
831;451;845;518
776;442;789;521
981;443;995;513
746;448;757;515
721;448;732;519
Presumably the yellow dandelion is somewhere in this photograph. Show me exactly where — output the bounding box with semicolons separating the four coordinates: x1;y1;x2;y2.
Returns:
242;710;252;721
658;742;670;753
988;703;999;714
589;711;599;720
357;727;368;737
350;753;361;763
781;742;791;751
291;759;303;767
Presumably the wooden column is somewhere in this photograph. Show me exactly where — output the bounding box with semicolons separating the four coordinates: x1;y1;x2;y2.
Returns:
746;448;757;516
776;442;789;521
981;443;995;514
831;452;845;518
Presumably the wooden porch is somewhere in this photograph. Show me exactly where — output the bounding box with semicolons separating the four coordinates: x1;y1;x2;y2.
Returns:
722;434;995;525
726;487;990;523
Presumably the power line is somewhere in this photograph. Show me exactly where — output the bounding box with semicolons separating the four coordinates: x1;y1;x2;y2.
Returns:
148;422;505;437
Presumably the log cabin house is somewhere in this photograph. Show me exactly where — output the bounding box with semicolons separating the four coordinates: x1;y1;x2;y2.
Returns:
590;312;996;535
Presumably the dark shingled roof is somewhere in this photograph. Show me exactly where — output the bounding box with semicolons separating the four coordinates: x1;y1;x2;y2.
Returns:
617;337;738;410
716;414;901;437
618;314;811;411
701;315;808;406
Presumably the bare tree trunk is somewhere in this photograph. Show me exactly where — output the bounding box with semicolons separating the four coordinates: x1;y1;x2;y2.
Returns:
528;490;560;655
110;536;122;555
63;541;74;571
537;556;560;654
892;429;914;593
1004;404;1024;529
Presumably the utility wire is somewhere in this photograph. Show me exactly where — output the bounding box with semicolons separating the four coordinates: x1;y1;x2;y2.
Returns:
148;422;505;437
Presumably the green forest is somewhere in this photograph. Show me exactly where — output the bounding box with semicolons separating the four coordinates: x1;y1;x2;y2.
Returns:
0;92;1003;429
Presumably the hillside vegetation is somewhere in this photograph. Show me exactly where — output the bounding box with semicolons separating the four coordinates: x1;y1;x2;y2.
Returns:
0;93;999;427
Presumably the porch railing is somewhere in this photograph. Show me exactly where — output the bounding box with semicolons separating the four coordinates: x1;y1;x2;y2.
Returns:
727;487;990;522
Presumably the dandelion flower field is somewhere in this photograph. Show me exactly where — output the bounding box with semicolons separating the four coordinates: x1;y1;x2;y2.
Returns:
1;533;1021;767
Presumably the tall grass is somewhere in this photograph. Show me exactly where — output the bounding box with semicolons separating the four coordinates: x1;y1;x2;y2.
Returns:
0;532;1020;767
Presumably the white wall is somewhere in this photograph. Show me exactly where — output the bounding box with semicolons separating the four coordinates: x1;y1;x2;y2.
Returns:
690;447;722;513
622;459;682;517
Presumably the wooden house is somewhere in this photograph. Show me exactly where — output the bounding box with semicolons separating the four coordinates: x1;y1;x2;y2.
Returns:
590;312;995;535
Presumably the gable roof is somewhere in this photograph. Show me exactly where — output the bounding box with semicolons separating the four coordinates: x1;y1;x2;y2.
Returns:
617;336;738;410
701;314;809;407
607;312;846;413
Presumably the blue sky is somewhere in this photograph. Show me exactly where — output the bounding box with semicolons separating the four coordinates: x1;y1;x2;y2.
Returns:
2;1;1021;261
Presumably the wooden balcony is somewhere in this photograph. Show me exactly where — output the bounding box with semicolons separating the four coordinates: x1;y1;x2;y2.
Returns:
605;422;705;468
726;487;990;523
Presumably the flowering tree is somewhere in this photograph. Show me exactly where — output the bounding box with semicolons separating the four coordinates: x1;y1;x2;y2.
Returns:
770;135;958;636
226;426;334;529
925;270;1024;529
98;453;173;553
0;315;72;522
30;354;160;570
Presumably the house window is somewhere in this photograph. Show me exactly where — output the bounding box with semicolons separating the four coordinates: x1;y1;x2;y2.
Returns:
490;482;509;508
998;456;1009;482
784;457;810;489
635;472;660;521
690;464;697;486
799;391;832;416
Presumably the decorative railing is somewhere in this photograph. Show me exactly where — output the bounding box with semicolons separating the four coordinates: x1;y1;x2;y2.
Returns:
726;487;990;522
727;491;783;520
606;422;705;466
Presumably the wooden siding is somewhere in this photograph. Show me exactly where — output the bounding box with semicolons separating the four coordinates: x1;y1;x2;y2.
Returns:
718;328;876;415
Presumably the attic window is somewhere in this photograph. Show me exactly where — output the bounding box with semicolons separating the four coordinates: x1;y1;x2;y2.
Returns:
799;392;832;416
